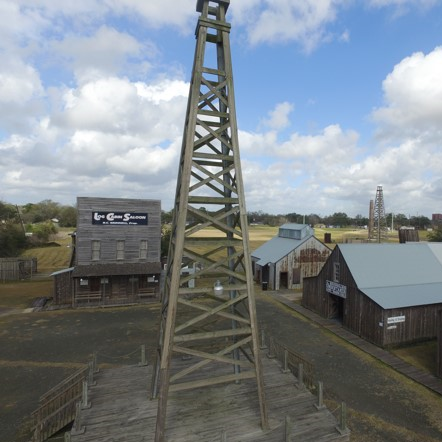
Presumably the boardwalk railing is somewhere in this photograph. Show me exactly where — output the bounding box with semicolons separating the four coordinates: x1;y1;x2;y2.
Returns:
30;347;146;441
260;327;315;390
31;364;90;442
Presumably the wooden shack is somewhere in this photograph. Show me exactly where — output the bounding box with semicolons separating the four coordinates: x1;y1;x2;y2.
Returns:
251;224;331;290
303;243;442;348
52;197;161;306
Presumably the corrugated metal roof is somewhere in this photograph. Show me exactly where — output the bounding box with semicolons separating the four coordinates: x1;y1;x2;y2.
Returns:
51;267;75;276
252;235;311;265
338;243;442;309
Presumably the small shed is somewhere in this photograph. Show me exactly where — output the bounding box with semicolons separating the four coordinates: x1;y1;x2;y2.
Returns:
303;243;442;348
251;224;331;291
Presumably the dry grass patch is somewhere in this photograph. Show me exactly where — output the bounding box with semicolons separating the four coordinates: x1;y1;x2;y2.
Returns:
20;228;73;273
392;340;437;375
0;280;53;308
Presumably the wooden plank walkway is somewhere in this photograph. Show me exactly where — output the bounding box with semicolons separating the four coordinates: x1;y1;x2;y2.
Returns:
70;355;349;441
271;293;442;396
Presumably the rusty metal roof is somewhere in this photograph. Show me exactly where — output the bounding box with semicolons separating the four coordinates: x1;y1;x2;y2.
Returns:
72;262;161;277
252;227;323;265
338;243;442;309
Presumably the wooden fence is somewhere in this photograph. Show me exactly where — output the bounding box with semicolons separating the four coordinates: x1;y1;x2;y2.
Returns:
0;257;37;281
260;326;315;390
31;364;90;442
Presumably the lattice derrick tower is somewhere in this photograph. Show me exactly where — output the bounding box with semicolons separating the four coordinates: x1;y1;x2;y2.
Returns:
371;185;388;242
151;1;268;440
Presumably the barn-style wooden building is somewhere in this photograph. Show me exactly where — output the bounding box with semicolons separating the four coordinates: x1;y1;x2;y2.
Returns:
251;224;331;291
53;197;161;306
438;310;442;379
303;243;442;348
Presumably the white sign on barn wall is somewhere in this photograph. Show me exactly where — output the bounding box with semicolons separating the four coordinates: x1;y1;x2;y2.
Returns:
387;315;405;324
326;280;347;298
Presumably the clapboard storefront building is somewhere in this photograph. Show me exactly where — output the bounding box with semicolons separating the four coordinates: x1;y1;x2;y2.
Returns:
251;224;331;291
303;243;442;348
53;197;161;306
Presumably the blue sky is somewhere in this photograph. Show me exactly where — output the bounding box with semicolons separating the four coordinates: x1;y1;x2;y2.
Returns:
1;0;442;218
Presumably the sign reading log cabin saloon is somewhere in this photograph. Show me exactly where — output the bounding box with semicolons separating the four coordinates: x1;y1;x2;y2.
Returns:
92;212;148;226
326;280;347;298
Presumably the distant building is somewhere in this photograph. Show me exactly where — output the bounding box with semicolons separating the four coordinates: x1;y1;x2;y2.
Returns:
432;214;442;225
303;243;442;348
251;224;331;291
52;197;161;307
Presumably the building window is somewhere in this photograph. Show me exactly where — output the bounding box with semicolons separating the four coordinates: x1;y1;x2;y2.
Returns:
333;262;340;283
116;240;125;260
139;240;148;259
91;240;101;261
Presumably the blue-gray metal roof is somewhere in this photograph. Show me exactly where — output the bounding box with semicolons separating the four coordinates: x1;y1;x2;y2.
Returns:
50;267;75;276
338;243;442;309
252;235;311;265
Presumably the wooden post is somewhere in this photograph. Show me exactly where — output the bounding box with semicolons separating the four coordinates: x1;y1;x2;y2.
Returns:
315;381;325;410
139;344;148;366
88;361;96;386
220;429;227;441
282;349;290;373
284;415;292;441
297;363;304;389
92;352;99;373
267;337;276;358
260;327;267;349
336;402;350;435
71;402;85;435
81;380;91;409
64;431;71;442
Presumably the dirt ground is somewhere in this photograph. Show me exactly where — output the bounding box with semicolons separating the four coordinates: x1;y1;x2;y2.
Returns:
1;297;442;442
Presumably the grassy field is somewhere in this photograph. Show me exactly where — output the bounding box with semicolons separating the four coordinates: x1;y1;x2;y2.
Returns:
0;280;53;309
20;229;73;274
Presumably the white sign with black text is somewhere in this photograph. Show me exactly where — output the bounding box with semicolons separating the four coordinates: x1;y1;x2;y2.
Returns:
326;280;347;299
387;315;405;324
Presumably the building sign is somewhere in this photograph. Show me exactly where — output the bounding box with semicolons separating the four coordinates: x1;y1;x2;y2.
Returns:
326;280;347;298
92;212;148;225
387;315;405;324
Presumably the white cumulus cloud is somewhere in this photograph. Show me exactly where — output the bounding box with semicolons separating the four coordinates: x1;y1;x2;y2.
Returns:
372;47;442;141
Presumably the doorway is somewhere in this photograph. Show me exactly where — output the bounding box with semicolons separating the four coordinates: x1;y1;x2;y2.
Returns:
329;294;344;321
279;272;288;289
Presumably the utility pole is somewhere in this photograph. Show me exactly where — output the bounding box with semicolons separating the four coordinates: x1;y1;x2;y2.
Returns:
151;1;268;440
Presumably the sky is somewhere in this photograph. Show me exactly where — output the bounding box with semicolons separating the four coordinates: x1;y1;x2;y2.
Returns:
1;0;442;218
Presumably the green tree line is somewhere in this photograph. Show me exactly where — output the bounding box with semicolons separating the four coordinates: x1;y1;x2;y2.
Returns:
0;200;77;257
1;200;440;258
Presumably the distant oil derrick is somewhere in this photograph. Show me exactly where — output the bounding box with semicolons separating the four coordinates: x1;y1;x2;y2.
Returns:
370;185;388;242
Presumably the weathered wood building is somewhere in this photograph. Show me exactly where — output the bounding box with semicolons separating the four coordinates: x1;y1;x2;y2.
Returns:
251;224;331;291
53;197;161;306
303;243;442;348
438;310;442;379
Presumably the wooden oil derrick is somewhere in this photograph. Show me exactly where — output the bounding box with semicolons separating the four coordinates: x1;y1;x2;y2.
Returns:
371;185;388;242
151;1;268;440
